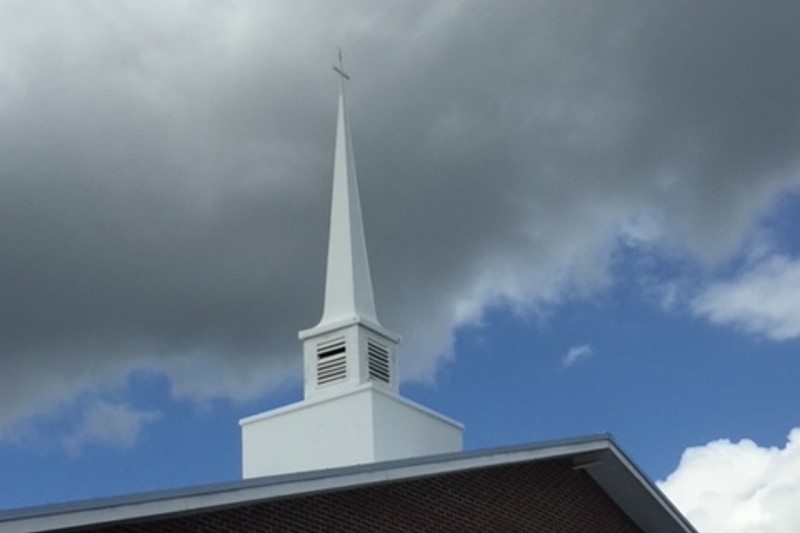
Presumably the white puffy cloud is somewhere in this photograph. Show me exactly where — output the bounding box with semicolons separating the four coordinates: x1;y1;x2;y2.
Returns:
693;256;800;340
659;429;800;533
562;344;592;367
62;401;160;457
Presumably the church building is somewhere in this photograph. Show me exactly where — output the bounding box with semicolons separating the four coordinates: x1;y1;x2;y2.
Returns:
0;58;697;533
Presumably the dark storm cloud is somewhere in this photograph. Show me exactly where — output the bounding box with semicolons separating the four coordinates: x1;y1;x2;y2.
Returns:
1;1;799;427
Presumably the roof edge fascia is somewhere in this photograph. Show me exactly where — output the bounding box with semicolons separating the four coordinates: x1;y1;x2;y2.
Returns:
0;435;695;533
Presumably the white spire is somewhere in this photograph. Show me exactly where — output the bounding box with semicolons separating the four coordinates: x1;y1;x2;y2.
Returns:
319;57;378;326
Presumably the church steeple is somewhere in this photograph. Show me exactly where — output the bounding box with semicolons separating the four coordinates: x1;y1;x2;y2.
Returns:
318;52;378;328
299;53;400;400
240;54;462;478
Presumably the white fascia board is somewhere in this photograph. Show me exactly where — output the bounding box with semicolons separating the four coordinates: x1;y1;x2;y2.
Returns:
586;445;699;533
298;316;400;343
238;383;462;430
0;436;695;533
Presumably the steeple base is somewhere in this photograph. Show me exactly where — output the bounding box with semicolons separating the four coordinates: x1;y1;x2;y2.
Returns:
239;383;463;478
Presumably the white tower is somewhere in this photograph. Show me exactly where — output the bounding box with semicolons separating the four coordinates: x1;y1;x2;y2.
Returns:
239;56;463;479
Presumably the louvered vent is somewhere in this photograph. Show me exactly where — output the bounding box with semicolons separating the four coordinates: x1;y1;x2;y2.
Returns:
367;339;390;383
317;337;347;385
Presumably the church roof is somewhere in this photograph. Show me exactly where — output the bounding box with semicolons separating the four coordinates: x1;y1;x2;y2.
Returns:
0;434;697;533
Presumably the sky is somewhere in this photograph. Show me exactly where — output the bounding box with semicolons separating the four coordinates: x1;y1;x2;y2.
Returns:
1;1;800;531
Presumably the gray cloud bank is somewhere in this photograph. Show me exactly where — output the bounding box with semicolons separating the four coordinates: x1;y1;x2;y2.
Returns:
1;1;800;429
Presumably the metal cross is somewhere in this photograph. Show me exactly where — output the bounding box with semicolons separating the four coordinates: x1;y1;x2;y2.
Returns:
333;48;350;81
